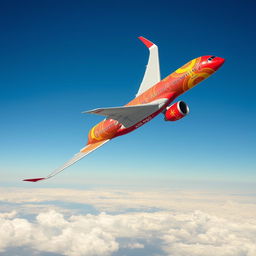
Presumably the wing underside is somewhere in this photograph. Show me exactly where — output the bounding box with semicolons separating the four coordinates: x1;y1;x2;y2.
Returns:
23;140;109;182
83;100;167;128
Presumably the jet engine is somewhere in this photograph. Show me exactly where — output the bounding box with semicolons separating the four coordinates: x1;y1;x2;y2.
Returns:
164;101;189;121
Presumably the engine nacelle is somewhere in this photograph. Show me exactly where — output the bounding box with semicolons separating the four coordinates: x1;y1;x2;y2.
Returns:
164;101;190;121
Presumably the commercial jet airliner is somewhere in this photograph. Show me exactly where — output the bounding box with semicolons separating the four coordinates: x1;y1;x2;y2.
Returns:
23;37;225;182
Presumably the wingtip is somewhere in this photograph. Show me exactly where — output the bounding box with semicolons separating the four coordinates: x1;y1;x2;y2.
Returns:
138;36;154;48
23;178;45;182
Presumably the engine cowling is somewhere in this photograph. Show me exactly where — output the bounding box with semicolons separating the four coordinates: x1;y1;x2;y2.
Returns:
164;101;189;121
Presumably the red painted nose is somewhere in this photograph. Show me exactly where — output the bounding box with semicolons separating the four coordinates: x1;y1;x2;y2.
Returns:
211;57;225;71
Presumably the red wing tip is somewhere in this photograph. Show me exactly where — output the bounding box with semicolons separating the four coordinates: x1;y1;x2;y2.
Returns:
138;36;154;48
23;178;45;182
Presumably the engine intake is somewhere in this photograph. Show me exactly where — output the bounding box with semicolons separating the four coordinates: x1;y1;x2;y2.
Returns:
164;101;189;121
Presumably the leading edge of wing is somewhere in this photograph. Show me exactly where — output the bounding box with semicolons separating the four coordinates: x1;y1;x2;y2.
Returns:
82;103;161;115
23;140;110;182
82;99;167;128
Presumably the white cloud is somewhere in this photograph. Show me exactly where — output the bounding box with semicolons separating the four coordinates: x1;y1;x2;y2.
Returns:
124;242;144;249
0;188;256;255
0;210;17;219
1;188;256;221
162;210;256;256
0;215;32;251
0;209;255;256
0;210;119;256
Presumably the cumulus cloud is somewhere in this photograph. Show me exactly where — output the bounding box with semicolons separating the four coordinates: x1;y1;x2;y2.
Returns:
0;214;32;251
0;188;256;255
124;242;144;249
1;188;256;221
162;210;256;256
0;209;256;256
0;210;17;219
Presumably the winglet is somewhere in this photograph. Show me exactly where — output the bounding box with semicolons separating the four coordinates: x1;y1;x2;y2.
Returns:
138;36;154;48
136;36;160;97
23;178;46;182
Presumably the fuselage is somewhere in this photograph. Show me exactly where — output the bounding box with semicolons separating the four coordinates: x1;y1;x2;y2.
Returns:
87;55;225;144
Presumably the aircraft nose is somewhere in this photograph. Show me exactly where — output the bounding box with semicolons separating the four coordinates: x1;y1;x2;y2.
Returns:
212;57;225;71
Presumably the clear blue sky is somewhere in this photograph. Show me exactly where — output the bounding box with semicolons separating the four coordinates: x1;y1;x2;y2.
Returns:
1;0;255;188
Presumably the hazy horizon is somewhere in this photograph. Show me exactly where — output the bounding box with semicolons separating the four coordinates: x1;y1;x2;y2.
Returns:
1;0;256;255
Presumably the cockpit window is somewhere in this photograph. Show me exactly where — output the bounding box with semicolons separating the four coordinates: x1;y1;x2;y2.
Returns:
208;56;216;61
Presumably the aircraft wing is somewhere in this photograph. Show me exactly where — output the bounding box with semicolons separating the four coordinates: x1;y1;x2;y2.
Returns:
23;140;109;182
136;36;161;97
83;100;167;128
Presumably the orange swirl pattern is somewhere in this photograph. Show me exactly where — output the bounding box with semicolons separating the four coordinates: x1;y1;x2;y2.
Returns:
87;56;216;144
88;119;121;144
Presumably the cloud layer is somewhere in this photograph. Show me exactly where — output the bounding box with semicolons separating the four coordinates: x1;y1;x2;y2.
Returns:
0;188;256;256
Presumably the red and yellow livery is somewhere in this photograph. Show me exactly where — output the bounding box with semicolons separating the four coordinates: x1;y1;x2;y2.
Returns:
87;55;224;144
24;37;225;182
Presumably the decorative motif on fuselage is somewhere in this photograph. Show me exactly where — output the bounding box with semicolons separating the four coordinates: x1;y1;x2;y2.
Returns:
186;67;214;90
87;56;216;145
169;57;215;91
175;58;198;74
88;119;121;144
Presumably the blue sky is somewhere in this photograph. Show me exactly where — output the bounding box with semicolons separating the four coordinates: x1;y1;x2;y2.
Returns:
1;0;256;188
0;2;256;256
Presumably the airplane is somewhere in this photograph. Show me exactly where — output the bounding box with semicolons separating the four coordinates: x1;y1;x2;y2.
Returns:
23;36;225;182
